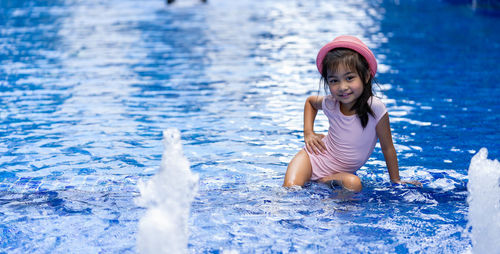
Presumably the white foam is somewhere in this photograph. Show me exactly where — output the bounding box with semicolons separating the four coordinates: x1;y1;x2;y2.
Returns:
135;128;199;254
429;178;456;192
466;148;500;253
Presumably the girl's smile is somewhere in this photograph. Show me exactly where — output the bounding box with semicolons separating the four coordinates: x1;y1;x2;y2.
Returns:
338;92;353;98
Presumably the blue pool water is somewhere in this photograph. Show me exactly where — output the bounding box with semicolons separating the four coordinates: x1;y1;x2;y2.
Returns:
1;0;499;253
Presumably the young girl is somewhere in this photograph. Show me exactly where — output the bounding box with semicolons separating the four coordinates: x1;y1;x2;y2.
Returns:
283;35;421;192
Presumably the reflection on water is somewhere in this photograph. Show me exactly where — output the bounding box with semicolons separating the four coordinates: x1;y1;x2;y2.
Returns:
0;0;499;253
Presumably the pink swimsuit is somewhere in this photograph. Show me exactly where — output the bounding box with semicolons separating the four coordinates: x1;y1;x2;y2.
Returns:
306;95;387;181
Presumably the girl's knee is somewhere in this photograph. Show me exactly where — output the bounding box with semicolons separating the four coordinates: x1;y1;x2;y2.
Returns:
283;179;302;187
283;171;308;187
283;166;309;187
342;174;362;192
283;174;297;187
283;150;312;187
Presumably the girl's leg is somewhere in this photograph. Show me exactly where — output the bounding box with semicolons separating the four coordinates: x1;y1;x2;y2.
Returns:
283;150;312;187
318;172;362;192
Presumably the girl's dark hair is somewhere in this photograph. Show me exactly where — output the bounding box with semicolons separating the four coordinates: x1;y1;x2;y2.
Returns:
320;48;375;128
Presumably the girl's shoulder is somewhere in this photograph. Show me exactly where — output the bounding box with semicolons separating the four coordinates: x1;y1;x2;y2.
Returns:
322;94;337;112
369;96;385;107
369;96;388;122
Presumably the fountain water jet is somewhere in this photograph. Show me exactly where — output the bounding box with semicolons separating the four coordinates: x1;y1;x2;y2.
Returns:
135;128;199;254
466;148;500;253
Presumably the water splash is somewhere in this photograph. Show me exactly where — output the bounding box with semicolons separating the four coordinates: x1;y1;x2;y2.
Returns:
135;128;199;254
466;148;500;253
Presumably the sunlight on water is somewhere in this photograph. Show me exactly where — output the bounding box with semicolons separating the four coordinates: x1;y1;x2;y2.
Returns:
466;148;500;254
135;128;198;254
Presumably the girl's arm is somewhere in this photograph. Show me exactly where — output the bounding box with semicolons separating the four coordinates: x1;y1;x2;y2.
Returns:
304;95;326;154
376;113;422;186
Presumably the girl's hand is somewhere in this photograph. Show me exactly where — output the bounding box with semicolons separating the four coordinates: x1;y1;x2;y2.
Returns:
392;179;422;187
304;132;326;155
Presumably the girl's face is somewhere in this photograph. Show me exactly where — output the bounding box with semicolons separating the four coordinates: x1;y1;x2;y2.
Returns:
326;65;364;113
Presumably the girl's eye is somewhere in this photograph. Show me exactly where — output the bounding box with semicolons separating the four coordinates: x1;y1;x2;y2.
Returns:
346;76;355;81
328;79;338;84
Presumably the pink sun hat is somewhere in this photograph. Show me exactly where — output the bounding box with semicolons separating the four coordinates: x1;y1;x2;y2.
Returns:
316;35;377;78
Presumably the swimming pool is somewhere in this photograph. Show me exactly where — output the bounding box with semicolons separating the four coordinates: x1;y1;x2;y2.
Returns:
1;0;499;252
